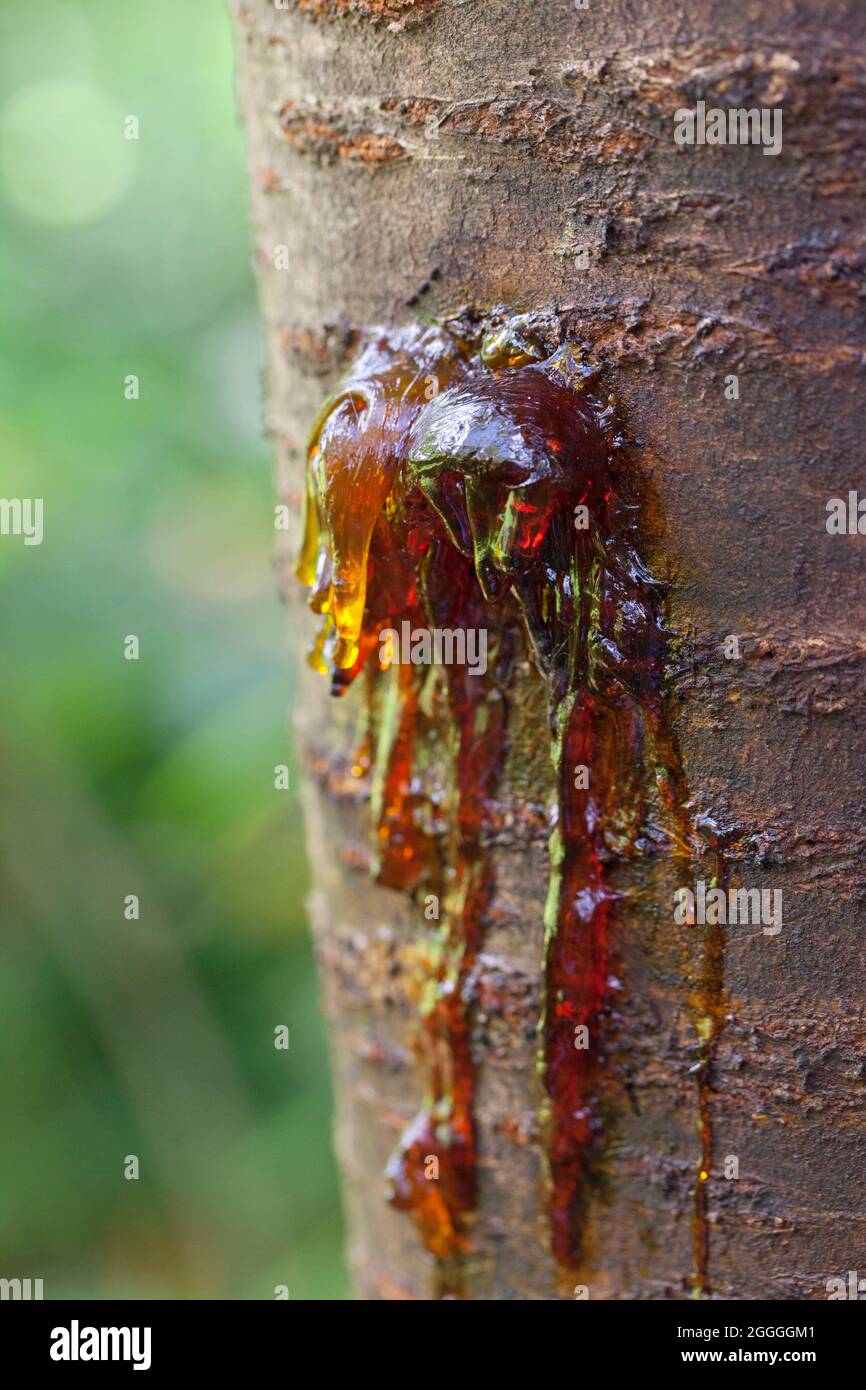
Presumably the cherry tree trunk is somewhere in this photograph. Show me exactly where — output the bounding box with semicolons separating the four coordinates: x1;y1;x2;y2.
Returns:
230;0;866;1300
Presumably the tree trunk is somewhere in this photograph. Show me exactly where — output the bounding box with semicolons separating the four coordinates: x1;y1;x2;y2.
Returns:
229;0;866;1300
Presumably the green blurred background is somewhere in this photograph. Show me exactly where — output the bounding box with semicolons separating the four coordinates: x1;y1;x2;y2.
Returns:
0;0;347;1298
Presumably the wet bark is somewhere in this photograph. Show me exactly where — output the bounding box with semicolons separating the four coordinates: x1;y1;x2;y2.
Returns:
230;0;866;1299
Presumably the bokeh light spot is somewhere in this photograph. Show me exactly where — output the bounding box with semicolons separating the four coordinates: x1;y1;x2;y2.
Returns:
0;79;134;225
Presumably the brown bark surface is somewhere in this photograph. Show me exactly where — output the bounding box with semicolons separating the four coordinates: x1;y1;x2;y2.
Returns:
230;0;866;1299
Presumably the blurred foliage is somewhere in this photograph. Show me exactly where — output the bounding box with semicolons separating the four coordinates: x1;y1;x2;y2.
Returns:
0;0;348;1298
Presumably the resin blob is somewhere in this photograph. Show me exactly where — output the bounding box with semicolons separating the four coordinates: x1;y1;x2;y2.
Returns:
296;315;722;1295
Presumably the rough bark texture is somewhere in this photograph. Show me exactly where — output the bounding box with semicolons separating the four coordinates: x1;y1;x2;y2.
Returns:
230;0;866;1299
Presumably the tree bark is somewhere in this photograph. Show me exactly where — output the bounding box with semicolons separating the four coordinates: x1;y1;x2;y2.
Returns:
230;0;866;1299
